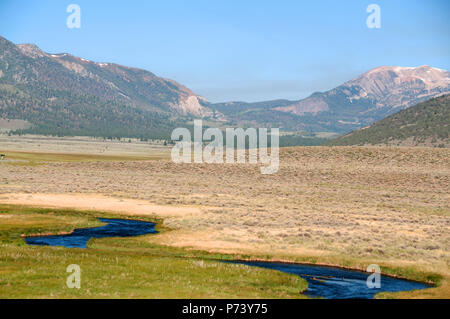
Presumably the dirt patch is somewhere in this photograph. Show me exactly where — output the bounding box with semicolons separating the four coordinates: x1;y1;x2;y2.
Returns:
0;193;203;219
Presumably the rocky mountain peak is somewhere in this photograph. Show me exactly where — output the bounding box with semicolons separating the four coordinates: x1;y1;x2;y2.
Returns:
348;65;450;97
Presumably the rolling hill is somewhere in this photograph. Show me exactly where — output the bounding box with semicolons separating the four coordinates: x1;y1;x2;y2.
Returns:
326;94;450;147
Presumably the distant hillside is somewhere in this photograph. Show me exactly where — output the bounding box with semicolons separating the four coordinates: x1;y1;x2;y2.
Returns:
0;35;209;139
327;95;450;147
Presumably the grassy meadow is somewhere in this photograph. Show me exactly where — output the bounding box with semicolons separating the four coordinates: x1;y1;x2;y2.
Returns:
0;150;168;166
0;136;449;298
0;205;307;299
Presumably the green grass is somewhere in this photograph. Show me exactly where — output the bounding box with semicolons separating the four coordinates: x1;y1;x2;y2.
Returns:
0;205;307;299
0;150;169;165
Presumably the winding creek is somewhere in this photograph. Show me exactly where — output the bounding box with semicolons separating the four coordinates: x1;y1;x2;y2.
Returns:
25;218;430;299
25;218;157;248
229;261;429;299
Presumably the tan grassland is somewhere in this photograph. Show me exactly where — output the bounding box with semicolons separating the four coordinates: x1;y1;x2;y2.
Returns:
0;136;449;298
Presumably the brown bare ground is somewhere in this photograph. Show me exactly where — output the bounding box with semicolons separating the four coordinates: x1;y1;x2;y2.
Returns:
0;193;202;218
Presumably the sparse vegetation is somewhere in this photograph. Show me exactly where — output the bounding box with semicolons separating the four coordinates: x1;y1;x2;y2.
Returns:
0;150;167;164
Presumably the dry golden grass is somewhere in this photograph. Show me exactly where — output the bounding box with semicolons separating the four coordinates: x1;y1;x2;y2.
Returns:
0;145;449;297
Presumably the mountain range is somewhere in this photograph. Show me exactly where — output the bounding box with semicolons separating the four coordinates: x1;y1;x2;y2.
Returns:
0;35;449;140
211;65;450;133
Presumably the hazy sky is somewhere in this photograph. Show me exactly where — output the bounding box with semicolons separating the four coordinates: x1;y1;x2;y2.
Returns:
1;0;449;102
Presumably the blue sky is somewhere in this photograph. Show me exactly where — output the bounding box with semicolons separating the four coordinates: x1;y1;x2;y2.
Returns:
0;0;449;102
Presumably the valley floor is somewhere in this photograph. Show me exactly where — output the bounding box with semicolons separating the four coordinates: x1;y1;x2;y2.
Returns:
0;137;449;298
